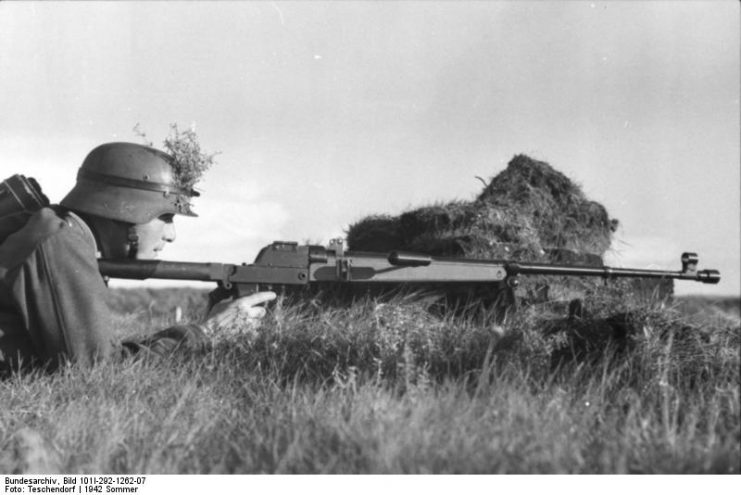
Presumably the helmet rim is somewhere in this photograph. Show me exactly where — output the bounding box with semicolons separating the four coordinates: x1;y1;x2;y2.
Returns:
61;180;197;224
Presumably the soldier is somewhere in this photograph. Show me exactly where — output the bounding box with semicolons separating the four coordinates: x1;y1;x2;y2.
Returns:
0;142;275;375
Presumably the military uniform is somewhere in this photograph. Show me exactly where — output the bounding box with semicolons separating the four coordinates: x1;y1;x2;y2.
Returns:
0;206;208;375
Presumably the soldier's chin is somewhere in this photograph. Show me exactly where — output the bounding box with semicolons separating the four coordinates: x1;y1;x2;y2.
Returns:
136;249;160;260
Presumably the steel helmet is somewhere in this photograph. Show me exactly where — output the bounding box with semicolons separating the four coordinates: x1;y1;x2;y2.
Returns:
61;142;199;224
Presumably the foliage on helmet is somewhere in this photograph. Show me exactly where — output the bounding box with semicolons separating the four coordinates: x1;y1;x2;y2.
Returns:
134;123;218;193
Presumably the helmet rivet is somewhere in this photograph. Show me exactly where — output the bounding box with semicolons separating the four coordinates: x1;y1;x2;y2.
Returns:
143;174;150;180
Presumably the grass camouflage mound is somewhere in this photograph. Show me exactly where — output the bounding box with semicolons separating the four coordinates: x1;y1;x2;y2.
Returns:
347;154;616;261
346;154;636;308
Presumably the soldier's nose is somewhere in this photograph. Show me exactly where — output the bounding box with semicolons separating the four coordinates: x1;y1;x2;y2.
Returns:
163;224;176;242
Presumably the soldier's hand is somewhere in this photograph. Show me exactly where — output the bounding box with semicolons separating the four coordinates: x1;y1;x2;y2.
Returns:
203;291;277;338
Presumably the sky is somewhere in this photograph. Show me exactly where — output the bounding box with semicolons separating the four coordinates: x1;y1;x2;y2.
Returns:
0;1;738;296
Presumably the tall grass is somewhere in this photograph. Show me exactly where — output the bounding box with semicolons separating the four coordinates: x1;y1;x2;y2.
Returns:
0;290;738;473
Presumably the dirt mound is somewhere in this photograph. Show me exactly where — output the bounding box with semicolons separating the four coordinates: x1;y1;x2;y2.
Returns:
348;154;616;262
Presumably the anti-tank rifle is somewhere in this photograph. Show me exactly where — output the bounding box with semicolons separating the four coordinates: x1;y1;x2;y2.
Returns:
0;174;722;308
98;240;721;308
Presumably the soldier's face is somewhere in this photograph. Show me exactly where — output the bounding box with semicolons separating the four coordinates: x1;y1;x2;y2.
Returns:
131;214;176;259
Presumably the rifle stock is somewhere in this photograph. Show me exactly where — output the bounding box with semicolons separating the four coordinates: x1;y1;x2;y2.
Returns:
98;240;721;306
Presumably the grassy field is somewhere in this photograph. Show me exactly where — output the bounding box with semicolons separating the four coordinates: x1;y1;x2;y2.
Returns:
0;287;738;474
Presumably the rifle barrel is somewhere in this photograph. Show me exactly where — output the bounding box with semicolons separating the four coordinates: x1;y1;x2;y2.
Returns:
506;262;720;284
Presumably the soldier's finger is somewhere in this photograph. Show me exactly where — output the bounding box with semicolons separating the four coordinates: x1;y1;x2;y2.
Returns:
237;291;277;308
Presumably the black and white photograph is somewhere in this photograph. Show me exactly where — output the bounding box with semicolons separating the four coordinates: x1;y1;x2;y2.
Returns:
0;0;738;489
